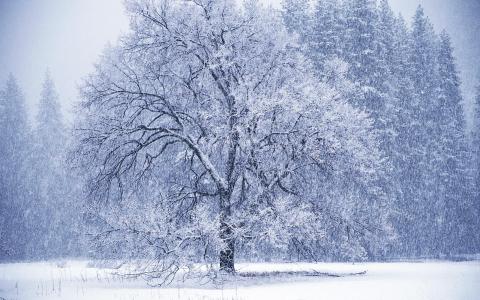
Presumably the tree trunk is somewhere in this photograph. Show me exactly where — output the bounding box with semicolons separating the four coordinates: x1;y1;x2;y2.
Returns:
219;222;235;273
218;90;238;274
219;191;235;273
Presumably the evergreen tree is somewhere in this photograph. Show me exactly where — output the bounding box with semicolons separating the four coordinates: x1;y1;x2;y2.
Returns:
308;0;344;75
304;0;398;259
0;75;30;260
471;83;480;253
435;31;474;255
297;1;477;258
281;0;310;39
404;6;440;257
388;14;419;257
342;0;380;92
376;0;396;87
26;72;83;259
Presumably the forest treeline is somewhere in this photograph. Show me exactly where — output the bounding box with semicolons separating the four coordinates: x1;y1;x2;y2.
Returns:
0;73;84;259
0;0;479;266
282;0;479;257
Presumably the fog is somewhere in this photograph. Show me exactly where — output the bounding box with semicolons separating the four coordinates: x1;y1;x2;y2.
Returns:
0;0;129;123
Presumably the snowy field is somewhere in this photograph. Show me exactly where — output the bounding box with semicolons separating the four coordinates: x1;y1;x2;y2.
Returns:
0;260;479;300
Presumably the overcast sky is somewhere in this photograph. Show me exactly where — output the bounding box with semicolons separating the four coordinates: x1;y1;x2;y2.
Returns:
0;0;479;125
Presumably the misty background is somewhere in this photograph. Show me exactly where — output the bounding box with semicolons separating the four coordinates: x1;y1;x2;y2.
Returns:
0;0;479;127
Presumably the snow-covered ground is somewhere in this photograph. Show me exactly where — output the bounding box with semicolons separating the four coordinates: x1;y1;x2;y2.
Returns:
0;260;479;300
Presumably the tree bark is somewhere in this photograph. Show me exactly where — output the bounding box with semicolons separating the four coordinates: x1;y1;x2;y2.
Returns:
219;190;235;273
219;223;235;273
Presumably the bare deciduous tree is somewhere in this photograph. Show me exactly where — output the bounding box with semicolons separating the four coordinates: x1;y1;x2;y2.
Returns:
74;0;387;280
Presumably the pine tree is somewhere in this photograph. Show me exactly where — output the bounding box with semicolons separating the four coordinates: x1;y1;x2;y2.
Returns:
403;6;440;257
283;0;477;259
342;0;379;90
377;0;396;86
469;82;480;254
308;0;344;74
435;31;474;255
26;72;82;259
0;75;30;260
388;14;419;257
281;0;310;39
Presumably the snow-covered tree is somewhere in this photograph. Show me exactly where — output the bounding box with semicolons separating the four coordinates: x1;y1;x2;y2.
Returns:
397;6;440;256
281;0;310;38
470;82;480;252
435;32;474;255
23;72;84;259
387;14;419;257
74;0;389;280
376;0;397;89
342;0;380;92
294;1;477;258
307;0;344;75
0;75;30;260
